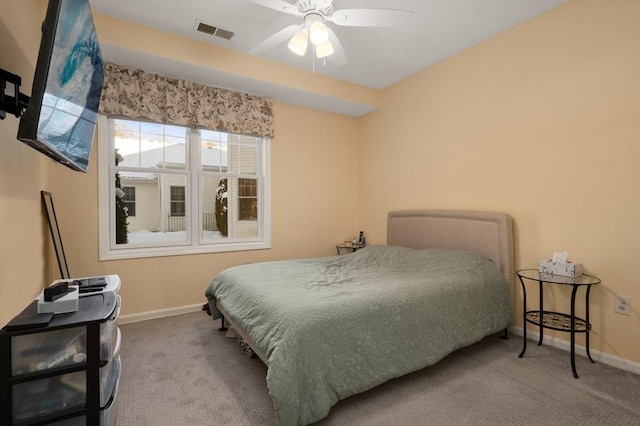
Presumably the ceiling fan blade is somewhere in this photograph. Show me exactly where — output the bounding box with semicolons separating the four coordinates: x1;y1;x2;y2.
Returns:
328;8;415;27
249;0;302;17
326;27;347;66
248;24;304;55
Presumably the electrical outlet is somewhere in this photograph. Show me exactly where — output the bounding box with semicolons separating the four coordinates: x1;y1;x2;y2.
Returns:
614;295;631;315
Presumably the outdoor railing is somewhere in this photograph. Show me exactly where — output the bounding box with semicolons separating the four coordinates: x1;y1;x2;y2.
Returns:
166;213;217;232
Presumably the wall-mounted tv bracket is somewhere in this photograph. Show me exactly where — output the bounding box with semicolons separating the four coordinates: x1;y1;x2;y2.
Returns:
0;68;30;120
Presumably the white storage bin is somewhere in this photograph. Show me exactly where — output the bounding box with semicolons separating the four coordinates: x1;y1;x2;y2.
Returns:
48;369;120;426
12;371;86;423
101;295;121;360
12;316;120;376
11;326;86;375
101;355;121;407
12;355;121;423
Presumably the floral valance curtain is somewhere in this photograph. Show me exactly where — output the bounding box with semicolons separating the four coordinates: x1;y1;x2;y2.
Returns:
98;63;274;138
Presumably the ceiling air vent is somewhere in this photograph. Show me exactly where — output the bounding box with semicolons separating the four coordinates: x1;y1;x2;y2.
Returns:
214;28;234;41
195;21;234;40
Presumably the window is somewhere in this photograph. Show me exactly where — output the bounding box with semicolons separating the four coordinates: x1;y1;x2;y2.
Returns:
122;187;136;217
98;116;270;260
238;179;257;220
170;186;185;217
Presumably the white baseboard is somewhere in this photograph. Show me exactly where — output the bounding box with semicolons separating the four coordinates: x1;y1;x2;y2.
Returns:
119;307;639;375
508;325;640;375
119;303;204;324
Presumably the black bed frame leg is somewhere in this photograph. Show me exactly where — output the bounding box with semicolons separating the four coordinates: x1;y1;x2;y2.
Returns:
499;328;509;340
219;315;228;331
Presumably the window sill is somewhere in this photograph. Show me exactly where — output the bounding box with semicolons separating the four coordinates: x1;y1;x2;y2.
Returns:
99;240;271;261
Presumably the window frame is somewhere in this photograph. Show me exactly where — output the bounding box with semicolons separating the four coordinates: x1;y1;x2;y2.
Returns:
98;115;271;260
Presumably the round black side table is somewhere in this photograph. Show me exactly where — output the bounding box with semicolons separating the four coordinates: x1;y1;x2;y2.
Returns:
516;269;601;378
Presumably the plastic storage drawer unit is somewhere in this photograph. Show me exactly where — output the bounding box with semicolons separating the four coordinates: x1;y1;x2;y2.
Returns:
1;292;120;426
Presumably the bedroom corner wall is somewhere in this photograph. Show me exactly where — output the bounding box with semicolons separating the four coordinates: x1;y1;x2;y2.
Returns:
40;12;360;317
357;0;640;364
0;0;50;327
46;102;359;316
2;0;360;322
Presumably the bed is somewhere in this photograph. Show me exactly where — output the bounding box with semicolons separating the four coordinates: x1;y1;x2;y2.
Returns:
205;210;515;426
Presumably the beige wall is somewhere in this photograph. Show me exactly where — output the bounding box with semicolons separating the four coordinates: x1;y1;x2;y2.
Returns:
47;101;359;315
1;0;638;366
358;0;640;363
0;0;50;326
1;1;358;323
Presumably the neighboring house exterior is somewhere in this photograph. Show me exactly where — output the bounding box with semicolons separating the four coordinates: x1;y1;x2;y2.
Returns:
121;175;162;232
118;133;259;240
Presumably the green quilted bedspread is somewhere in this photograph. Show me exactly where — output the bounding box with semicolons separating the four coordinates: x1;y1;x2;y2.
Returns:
205;245;512;425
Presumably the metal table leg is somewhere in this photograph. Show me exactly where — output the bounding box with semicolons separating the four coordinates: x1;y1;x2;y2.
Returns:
585;285;595;363
570;285;579;378
518;276;527;358
538;281;544;346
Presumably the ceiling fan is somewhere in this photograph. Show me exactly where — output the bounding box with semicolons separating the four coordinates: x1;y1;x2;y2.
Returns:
248;0;413;66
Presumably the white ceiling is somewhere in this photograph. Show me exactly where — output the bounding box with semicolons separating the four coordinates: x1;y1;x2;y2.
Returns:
89;0;566;116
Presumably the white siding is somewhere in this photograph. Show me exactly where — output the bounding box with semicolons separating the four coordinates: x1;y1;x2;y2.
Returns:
160;174;187;231
121;178;160;232
227;135;259;239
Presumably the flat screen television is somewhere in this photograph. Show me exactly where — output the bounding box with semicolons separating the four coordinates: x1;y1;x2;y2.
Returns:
17;0;104;173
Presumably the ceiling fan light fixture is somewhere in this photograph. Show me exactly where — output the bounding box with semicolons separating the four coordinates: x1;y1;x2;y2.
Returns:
309;20;329;46
315;40;334;58
288;30;308;55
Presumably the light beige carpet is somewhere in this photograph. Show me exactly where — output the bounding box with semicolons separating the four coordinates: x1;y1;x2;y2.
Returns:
115;311;639;425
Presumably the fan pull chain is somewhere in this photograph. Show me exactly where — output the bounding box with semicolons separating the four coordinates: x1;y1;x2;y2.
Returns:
310;45;329;74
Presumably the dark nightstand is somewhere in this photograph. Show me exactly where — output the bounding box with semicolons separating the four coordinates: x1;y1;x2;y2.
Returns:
336;242;365;255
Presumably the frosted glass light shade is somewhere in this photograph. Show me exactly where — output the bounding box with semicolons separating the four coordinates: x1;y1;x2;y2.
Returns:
315;40;334;58
309;21;329;46
288;30;308;56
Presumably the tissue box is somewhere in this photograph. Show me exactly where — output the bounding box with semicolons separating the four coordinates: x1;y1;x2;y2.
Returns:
538;260;583;277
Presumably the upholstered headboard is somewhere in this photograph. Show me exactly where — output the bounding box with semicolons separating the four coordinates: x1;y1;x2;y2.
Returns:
387;210;515;287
